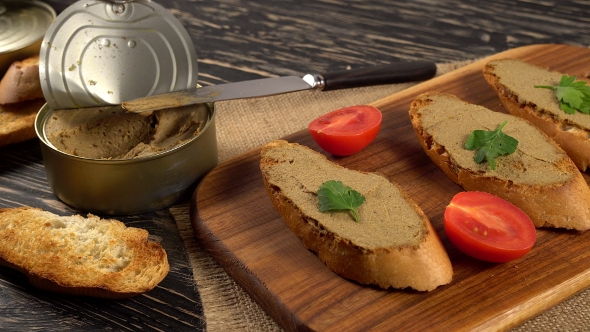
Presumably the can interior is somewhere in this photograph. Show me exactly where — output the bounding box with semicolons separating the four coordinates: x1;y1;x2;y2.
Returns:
36;103;215;162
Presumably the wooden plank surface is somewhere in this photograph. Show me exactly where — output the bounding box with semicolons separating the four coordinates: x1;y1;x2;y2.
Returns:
5;0;590;329
0;141;206;331
44;0;590;85
166;0;590;83
192;44;590;332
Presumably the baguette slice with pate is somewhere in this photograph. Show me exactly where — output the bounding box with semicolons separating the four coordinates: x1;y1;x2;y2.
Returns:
0;206;169;298
409;92;590;231
484;58;590;171
260;140;453;291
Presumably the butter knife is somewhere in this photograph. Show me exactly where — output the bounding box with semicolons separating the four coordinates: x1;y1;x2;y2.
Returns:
122;61;437;114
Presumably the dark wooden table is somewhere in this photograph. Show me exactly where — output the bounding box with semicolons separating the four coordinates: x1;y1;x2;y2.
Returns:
2;0;589;330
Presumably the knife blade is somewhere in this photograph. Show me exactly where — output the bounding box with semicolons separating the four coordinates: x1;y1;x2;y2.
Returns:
121;60;437;114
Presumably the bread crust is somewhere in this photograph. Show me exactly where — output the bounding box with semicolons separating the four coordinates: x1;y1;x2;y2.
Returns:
260;140;453;292
0;207;170;298
409;92;590;231
483;59;590;171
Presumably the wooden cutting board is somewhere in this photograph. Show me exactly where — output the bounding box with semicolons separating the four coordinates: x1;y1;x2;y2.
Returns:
191;44;590;331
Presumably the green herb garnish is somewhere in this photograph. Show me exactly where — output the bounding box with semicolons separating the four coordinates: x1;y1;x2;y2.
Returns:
535;74;590;114
317;180;365;223
465;121;518;170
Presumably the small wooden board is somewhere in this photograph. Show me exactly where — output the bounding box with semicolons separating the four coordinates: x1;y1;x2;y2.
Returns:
191;44;590;331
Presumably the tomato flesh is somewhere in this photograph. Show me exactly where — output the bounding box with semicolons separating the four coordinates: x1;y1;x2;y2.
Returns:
308;105;382;156
444;191;536;263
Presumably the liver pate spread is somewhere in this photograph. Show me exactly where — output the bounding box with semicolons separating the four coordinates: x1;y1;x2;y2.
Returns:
487;59;590;129
45;104;208;159
417;93;572;186
263;143;427;250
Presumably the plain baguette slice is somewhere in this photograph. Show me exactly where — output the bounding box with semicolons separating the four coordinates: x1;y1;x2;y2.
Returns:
0;55;46;147
0;206;170;298
0;55;44;104
483;58;590;171
260;140;453;292
409;92;590;231
0;99;45;147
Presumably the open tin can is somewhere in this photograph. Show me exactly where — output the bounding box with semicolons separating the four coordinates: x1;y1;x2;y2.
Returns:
35;0;217;215
35;103;217;215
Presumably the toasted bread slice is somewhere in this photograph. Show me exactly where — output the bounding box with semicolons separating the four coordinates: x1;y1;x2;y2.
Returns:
0;99;45;147
0;55;43;104
0;55;45;147
483;58;590;171
0;206;169;298
260;140;453;291
409;92;590;231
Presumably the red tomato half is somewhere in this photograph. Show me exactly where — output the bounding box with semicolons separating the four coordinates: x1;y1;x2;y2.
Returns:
308;105;382;156
444;191;536;263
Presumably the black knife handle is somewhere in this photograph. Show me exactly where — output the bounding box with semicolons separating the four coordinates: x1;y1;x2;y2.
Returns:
320;60;437;91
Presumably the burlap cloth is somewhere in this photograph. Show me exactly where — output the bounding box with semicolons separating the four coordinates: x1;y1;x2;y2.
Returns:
170;60;590;331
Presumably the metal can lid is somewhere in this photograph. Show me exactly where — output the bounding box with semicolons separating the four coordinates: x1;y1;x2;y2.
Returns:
0;0;55;72
40;0;198;110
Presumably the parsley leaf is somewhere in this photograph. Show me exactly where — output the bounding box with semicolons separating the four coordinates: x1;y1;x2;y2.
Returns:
317;180;365;222
465;121;518;170
535;74;590;114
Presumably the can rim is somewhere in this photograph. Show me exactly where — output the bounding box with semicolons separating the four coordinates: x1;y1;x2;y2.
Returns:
35;102;217;164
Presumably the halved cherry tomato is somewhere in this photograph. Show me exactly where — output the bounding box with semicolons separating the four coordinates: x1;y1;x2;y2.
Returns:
308;105;382;156
444;191;536;263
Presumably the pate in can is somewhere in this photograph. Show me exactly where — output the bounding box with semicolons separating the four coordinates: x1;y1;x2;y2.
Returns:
35;102;218;215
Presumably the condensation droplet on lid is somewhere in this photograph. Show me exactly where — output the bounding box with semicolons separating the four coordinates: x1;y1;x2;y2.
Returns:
127;40;136;48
